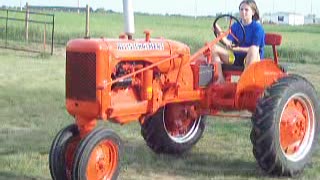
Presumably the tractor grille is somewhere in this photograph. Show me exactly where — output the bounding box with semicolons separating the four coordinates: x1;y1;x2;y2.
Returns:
66;52;96;101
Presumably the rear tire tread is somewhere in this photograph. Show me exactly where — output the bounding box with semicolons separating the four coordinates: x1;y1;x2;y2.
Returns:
251;74;320;177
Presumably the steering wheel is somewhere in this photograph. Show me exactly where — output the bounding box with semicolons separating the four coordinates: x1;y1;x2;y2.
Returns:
213;14;245;47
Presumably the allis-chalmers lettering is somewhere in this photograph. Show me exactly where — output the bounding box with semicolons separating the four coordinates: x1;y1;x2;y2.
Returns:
117;42;165;51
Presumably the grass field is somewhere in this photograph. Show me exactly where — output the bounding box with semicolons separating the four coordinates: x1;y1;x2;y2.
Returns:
0;12;320;180
1;49;320;180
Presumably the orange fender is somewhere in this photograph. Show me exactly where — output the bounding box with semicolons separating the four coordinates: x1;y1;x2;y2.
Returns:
235;59;286;112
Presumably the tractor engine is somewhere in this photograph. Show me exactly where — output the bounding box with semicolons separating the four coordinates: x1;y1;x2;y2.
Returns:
111;61;144;89
65;36;195;124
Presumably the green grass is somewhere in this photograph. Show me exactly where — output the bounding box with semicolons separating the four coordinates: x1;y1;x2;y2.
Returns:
0;48;320;179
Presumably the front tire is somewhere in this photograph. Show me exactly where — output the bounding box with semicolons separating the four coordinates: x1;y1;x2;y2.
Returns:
141;103;206;154
72;127;122;180
251;75;320;176
49;124;80;180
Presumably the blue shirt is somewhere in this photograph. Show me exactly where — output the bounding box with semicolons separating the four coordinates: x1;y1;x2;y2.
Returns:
227;20;265;62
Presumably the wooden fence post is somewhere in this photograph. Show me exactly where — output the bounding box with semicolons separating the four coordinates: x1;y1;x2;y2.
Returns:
85;4;90;38
25;2;29;41
78;0;80;14
44;23;46;51
51;14;55;55
5;9;8;47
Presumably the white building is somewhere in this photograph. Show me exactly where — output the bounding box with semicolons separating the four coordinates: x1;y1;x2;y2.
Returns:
305;14;316;24
263;12;304;25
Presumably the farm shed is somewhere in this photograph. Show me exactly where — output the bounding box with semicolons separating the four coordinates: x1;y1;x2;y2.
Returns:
263;12;304;25
304;14;316;24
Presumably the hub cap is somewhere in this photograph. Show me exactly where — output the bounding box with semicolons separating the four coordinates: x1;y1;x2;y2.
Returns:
279;93;315;162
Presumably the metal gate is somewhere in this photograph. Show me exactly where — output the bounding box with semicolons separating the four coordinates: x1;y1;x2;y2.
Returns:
0;8;55;55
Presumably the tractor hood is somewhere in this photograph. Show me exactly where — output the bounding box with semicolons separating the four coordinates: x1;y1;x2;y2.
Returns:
66;37;190;61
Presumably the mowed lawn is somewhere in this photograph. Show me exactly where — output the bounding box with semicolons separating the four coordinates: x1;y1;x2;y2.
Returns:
0;49;320;180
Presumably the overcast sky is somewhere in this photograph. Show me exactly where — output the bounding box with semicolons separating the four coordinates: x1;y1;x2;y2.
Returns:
1;0;319;17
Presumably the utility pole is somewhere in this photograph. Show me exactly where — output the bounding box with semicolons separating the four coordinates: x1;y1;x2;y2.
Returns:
272;0;275;14
294;0;297;13
225;0;227;14
78;0;80;14
311;0;313;14
311;0;315;23
194;0;197;19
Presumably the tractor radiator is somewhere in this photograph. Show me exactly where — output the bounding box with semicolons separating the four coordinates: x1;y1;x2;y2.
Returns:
66;52;96;101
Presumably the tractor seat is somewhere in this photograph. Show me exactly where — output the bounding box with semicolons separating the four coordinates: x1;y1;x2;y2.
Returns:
222;64;244;71
265;33;282;46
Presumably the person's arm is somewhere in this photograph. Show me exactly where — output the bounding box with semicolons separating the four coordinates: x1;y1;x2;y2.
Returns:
213;24;233;48
232;45;259;53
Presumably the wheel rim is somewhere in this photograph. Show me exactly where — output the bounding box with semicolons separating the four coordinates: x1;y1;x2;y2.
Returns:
163;104;201;143
86;140;119;180
279;93;315;162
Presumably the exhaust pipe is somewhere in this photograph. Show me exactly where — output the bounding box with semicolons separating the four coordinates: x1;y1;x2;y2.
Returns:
123;0;135;39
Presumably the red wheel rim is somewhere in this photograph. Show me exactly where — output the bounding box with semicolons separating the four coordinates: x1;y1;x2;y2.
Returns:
279;93;315;161
164;104;201;143
86;140;118;180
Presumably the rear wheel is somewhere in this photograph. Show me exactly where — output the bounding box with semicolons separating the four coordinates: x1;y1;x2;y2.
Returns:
141;103;206;154
72;127;122;180
49;124;80;180
251;75;320;176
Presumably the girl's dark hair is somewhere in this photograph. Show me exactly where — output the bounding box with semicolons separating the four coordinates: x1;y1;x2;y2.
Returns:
239;0;260;21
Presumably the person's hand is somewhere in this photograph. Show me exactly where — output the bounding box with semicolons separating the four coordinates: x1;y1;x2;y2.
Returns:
213;24;222;35
230;46;240;52
225;41;233;50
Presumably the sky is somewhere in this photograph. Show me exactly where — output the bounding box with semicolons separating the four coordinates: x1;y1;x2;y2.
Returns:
1;0;319;17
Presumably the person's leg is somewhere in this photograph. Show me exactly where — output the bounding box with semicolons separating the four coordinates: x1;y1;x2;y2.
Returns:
212;45;230;84
244;46;260;67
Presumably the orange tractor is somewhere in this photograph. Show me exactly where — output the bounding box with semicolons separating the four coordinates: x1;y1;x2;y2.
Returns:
49;9;320;180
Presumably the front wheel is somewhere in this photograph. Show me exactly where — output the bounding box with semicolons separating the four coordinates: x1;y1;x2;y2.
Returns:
72;127;122;180
49;124;80;180
141;103;206;154
251;75;320;176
